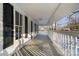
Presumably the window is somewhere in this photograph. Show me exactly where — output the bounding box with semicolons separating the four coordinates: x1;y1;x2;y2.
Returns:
31;21;33;32
25;16;28;38
15;11;23;40
34;23;36;33
31;21;33;38
34;24;38;33
3;3;14;49
36;24;38;33
19;14;22;38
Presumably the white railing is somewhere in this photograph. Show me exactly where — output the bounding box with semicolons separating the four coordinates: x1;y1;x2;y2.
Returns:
48;31;79;56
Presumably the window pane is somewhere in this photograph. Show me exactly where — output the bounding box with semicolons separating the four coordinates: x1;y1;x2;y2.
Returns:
31;21;33;32
34;23;36;33
3;3;13;25
20;14;22;26
16;26;19;39
25;16;28;38
19;27;22;38
15;11;19;25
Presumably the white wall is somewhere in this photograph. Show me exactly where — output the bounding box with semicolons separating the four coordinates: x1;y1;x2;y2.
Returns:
0;4;3;55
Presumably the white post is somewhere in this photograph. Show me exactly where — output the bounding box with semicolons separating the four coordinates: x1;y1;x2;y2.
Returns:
75;37;77;56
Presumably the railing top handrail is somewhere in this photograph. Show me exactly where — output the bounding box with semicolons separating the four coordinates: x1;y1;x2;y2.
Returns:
53;31;79;37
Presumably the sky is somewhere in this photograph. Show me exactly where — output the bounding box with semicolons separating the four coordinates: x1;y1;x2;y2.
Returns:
57;16;69;27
